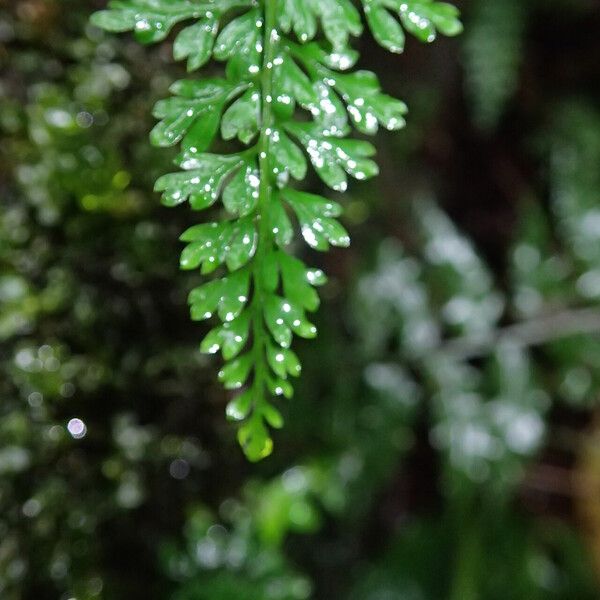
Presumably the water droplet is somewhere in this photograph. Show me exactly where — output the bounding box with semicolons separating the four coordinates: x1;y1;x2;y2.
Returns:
67;418;87;439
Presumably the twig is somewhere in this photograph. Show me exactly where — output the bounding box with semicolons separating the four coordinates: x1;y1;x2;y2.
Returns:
438;306;600;360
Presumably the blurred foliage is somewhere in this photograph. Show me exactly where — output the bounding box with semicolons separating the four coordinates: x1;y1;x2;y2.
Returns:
463;0;526;131
2;0;600;599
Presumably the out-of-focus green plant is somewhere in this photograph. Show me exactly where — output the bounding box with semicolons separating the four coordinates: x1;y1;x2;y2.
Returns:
512;103;600;409
348;514;599;600
0;5;210;597
463;0;526;130
347;101;600;597
90;0;462;460
462;0;595;132
354;204;544;495
163;460;348;599
356;99;600;483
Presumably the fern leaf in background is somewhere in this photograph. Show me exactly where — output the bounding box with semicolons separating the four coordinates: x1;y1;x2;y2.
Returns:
90;0;462;460
463;0;526;131
354;102;600;491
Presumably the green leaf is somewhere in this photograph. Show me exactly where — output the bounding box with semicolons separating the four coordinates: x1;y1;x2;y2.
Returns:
364;3;405;53
295;42;359;71
310;81;349;137
266;344;302;379
281;189;342;218
291;46;406;133
238;417;273;461
399;1;463;42
282;189;350;250
179;222;228;269
308;0;362;50
273;54;319;111
278;0;317;43
266;343;288;379
226;389;253;421
285;129;347;192
198;326;223;354
306;268;327;286
92;0;256;43
173;18;218;71
201;310;251;360
221;88;261;144
222;161;260;216
224;218;258;271
262;403;285;429
278;0;362;49
91;0;206;44
277;0;317;43
151;99;213;148
267;376;294;399
169;78;237;100
190;270;250;325
271;129;307;183
334;70;408;133
264;295;317;348
218;352;253;389
221;312;252;359
282;348;302;377
264;294;293;348
213;9;258;59
286;123;378;191
399;2;437;42
260;252;280;292
151;79;239;147
180;219;256;274
363;0;462;50
180;110;221;154
217;269;251;322
189;279;223;321
90;10;137;33
155;154;242;209
278;251;320;311
213;9;261;81
268;197;294;247
429;3;463;36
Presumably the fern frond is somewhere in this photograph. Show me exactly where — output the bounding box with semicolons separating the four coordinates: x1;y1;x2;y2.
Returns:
91;0;461;460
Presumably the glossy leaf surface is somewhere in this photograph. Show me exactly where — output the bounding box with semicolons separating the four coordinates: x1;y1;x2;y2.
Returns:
92;0;461;460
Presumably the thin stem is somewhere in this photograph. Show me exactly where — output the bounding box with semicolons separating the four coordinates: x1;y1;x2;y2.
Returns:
437;306;600;361
250;0;278;406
